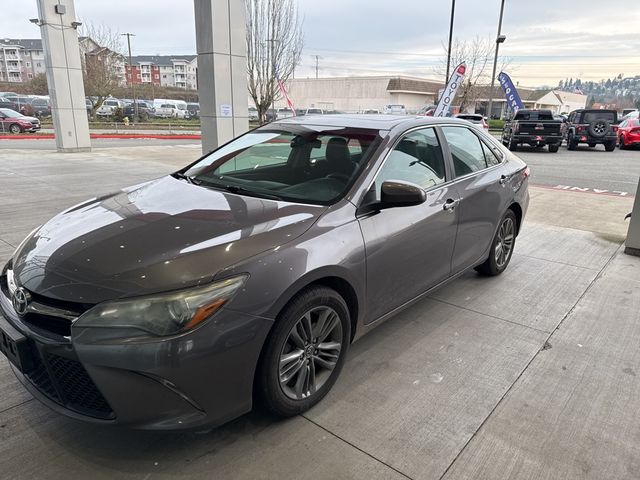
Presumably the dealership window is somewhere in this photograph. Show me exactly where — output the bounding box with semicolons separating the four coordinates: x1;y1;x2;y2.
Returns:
374;127;446;193
441;126;488;177
36;62;41;67
27;73;33;79
26;62;30;67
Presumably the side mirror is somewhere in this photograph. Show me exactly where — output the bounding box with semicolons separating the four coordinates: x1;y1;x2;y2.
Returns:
379;180;426;209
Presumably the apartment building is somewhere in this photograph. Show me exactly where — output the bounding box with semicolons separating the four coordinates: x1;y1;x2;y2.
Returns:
0;38;46;83
126;55;197;90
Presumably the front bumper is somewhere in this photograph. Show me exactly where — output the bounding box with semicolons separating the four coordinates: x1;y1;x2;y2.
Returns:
0;281;273;430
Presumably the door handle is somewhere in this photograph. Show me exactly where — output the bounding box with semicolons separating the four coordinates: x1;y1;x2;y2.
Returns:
443;198;460;211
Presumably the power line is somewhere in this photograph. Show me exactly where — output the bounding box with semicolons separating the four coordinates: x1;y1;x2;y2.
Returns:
305;46;640;59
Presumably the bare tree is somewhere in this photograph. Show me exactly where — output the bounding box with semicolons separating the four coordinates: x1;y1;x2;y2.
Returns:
246;0;303;123
79;23;126;117
435;36;511;112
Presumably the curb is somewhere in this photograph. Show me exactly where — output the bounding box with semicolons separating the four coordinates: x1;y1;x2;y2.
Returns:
0;134;202;140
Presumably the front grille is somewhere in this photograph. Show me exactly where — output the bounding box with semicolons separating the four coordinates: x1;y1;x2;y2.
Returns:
46;354;113;417
22;313;72;337
24;348;114;420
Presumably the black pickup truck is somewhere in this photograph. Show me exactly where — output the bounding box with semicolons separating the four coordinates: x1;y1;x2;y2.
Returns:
501;109;563;152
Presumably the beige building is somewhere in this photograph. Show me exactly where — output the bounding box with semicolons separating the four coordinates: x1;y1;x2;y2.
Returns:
275;75;443;113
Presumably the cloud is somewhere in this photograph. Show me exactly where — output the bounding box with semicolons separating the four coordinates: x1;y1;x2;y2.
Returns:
1;0;637;86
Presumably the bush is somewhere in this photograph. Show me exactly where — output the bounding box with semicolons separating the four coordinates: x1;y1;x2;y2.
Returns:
489;119;505;130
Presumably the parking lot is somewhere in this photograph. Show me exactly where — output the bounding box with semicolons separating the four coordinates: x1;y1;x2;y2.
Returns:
0;144;638;479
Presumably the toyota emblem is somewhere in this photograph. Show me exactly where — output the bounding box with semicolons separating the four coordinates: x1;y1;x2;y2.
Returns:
12;287;30;316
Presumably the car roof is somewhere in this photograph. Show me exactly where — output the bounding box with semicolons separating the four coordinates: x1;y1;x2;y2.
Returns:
274;113;469;130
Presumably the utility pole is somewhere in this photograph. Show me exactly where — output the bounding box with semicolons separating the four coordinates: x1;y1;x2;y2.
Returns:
445;0;456;85
312;55;321;79
487;0;506;120
121;33;138;122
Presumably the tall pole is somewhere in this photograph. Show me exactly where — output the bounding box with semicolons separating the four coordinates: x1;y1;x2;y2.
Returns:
445;0;456;85
487;0;506;120
312;55;320;79
122;33;138;122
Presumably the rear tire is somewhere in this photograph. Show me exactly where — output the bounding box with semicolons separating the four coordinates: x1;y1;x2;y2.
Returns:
475;210;517;276
588;143;596;148
619;136;626;149
567;133;577;150
604;140;616;152
548;144;559;153
508;137;517;151
256;286;350;417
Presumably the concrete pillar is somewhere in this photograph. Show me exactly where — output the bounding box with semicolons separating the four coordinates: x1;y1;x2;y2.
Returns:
37;0;90;152
194;0;248;154
625;179;640;256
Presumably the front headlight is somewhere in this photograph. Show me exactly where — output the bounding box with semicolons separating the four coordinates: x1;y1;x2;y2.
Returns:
74;275;247;336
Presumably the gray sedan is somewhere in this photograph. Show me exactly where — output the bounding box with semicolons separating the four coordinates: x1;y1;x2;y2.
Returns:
0;115;529;430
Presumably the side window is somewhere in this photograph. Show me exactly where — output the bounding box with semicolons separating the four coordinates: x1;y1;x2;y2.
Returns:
620;120;628;128
441;126;487;177
374;127;446;194
481;140;502;167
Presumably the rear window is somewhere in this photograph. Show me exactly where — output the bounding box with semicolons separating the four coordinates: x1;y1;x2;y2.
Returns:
583;111;616;123
514;110;553;121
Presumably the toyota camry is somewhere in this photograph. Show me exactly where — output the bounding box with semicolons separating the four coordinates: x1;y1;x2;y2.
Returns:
0;115;529;429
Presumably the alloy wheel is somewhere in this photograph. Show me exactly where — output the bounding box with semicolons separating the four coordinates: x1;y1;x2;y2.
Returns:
494;216;515;269
279;306;343;400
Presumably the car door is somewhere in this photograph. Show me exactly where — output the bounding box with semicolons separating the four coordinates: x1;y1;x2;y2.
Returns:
358;126;460;323
440;125;508;274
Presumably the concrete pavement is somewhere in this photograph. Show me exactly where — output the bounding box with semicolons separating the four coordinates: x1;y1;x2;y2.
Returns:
0;146;639;479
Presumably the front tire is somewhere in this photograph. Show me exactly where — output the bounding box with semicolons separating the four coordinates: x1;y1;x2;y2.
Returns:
475;210;517;276
9;123;22;134
256;286;350;417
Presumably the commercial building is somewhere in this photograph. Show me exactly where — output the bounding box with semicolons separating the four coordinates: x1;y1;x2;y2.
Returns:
274;76;588;117
126;55;198;90
275;75;443;113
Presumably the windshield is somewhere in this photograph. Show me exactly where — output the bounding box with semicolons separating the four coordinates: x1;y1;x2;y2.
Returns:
183;126;382;205
0;108;22;117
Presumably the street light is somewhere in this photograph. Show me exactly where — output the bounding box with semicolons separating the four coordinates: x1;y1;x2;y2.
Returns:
487;0;506;120
121;33;139;123
445;0;456;85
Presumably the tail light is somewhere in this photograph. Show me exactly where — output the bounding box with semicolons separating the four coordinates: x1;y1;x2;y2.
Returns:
631;128;640;134
482;118;488;129
523;166;530;178
612;126;618;133
577;126;583;133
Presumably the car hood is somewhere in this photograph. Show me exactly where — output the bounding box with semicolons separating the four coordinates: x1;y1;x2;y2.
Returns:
12;176;324;304
18;115;38;122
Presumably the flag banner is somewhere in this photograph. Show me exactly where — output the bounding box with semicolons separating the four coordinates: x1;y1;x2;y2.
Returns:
277;78;296;116
498;72;524;111
434;62;466;117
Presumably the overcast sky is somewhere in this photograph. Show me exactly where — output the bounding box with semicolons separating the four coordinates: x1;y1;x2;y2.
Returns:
2;0;639;87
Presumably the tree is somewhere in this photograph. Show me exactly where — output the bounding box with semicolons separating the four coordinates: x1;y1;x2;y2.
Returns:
434;36;511;113
245;0;303;123
26;73;48;95
78;24;126;117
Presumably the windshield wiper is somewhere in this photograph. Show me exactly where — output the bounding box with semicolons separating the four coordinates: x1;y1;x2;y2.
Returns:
198;181;284;201
172;172;200;185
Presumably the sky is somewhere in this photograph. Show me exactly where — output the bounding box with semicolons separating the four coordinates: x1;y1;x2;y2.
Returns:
2;0;639;87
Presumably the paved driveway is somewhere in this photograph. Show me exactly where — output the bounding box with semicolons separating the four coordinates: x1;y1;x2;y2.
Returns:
1;146;638;479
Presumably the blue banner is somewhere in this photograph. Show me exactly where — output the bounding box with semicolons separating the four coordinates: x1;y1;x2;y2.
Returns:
498;72;524;111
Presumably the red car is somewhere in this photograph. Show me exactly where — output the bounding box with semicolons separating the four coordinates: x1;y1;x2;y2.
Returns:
618;118;640;149
0;108;41;134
